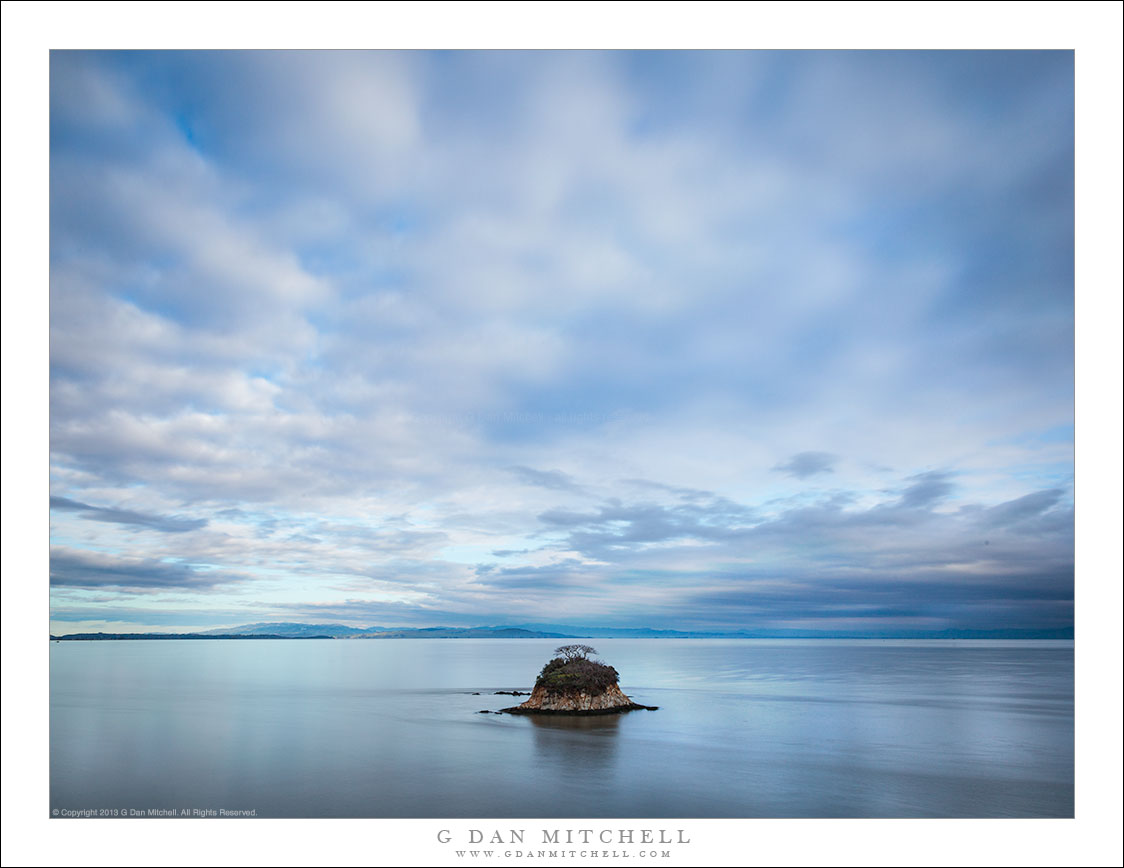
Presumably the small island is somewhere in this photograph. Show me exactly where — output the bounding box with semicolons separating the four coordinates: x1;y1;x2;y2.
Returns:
500;645;658;715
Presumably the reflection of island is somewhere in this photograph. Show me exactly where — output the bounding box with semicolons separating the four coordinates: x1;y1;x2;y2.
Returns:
501;645;658;715
527;711;624;775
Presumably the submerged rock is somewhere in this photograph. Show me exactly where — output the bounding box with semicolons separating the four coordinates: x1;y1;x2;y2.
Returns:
499;645;657;716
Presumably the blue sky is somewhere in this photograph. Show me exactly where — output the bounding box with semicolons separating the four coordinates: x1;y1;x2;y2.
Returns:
48;50;1075;636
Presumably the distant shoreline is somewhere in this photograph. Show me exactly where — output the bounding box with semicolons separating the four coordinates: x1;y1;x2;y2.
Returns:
48;621;1074;641
51;633;338;641
50;632;1075;642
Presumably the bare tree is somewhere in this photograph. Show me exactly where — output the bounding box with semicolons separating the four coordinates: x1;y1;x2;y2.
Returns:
555;644;597;661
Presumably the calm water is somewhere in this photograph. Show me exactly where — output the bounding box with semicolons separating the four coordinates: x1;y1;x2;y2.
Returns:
50;638;1073;818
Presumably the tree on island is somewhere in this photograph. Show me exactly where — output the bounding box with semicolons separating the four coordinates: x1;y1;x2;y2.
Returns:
554;644;598;661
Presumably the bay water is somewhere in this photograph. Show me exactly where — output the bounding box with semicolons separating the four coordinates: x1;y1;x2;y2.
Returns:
49;638;1073;818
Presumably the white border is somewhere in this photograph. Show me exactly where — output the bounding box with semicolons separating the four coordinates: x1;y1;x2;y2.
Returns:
3;3;1121;866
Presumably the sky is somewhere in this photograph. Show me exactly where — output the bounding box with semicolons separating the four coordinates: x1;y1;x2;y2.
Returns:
47;50;1075;636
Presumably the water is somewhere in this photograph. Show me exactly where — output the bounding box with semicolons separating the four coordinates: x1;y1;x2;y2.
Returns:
49;638;1073;818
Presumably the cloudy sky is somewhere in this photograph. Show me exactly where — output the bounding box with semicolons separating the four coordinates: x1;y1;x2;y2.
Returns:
48;50;1074;636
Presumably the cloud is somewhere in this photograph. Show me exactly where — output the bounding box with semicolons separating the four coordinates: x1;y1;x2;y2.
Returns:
507;465;585;493
980;488;1064;527
773;451;838;479
473;559;599;591
680;570;1073;635
49;548;244;590
472;476;1074;631
898;471;955;508
47;51;1074;634
537;492;759;559
50;496;207;533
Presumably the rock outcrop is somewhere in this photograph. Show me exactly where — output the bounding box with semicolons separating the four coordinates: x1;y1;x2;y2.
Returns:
499;645;657;716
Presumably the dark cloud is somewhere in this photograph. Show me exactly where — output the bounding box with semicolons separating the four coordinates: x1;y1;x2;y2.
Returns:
682;568;1073;635
50;496;207;533
772;451;838;479
50;548;243;590
898;471;955;507
980;488;1064;527
539;495;758;558
507;465;585;493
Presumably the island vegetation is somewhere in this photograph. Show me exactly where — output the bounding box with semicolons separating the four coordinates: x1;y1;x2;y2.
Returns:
500;645;657;715
534;644;621;692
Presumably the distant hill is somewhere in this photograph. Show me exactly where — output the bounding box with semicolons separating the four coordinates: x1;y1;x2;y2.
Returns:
510;623;756;638
200;622;373;638
199;622;746;639
351;626;575;639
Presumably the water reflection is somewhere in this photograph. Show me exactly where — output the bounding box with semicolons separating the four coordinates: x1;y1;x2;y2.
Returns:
526;713;624;732
526;713;622;775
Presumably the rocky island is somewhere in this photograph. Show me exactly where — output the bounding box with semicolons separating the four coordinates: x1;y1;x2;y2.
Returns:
500;645;658;715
